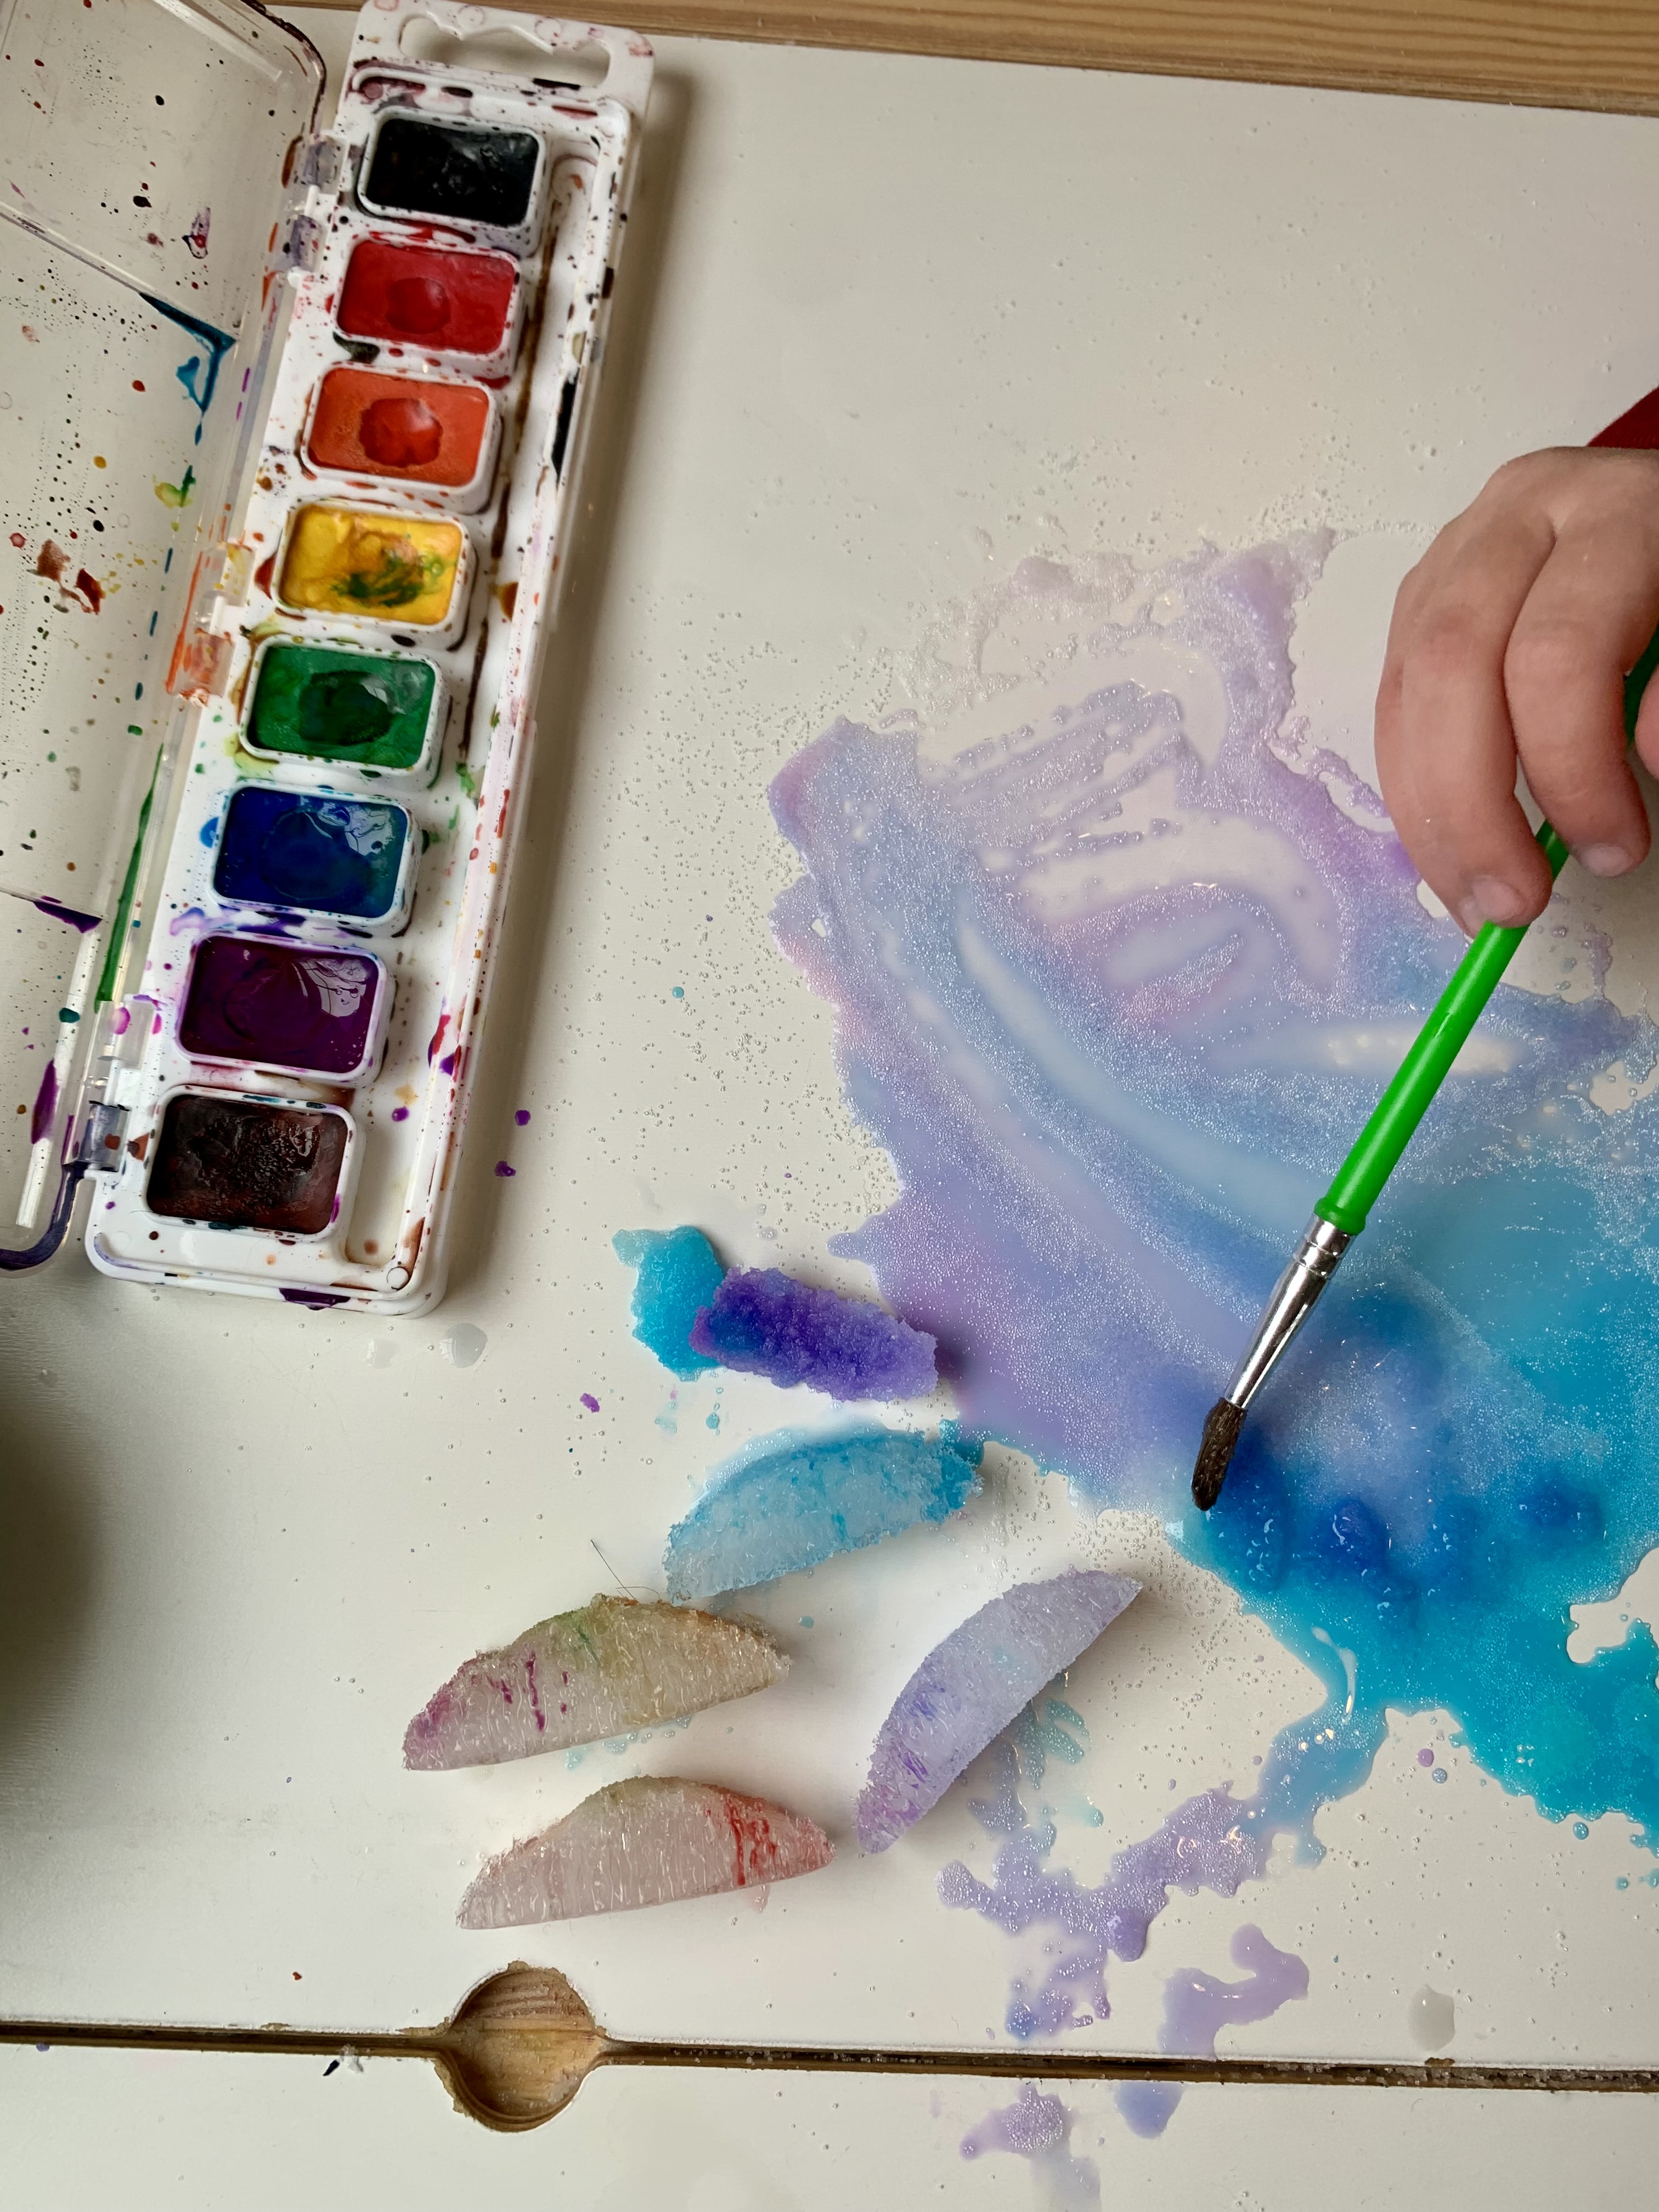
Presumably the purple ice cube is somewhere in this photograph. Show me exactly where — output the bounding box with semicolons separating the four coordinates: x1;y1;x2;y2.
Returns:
689;1268;936;1401
855;1570;1139;1852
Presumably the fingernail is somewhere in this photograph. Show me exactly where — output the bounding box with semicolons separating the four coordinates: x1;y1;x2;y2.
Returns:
1578;842;1632;877
1468;874;1529;926
1454;894;1487;937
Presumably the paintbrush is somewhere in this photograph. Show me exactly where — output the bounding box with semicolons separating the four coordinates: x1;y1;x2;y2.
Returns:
1192;633;1659;1511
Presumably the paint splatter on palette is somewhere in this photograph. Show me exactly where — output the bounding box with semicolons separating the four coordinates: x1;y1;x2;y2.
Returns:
0;4;652;1307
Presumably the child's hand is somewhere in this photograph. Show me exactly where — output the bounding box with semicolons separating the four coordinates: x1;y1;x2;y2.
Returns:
1374;446;1659;935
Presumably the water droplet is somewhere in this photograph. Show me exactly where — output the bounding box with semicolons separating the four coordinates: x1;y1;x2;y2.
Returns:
441;1322;487;1368
1407;1985;1455;2051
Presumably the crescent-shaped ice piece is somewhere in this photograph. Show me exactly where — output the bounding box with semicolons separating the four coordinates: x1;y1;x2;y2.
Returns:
458;1776;836;1926
854;1570;1140;1851
664;1425;981;1601
403;1594;787;1769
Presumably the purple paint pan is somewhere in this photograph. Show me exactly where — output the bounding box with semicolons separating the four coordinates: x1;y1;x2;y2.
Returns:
179;935;389;1083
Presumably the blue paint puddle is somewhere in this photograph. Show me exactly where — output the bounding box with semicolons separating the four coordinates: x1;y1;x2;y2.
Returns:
769;537;1659;2020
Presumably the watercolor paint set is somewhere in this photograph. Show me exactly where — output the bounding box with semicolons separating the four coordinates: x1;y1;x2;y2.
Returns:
0;0;650;1309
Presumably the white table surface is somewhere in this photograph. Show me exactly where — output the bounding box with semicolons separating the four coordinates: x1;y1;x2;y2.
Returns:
7;9;1659;2200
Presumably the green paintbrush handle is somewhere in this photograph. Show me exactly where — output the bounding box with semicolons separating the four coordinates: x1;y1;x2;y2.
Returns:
1315;819;1568;1234
1316;633;1659;1238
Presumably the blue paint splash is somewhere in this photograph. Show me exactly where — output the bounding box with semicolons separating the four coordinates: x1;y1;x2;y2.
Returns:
768;538;1659;2020
142;296;235;447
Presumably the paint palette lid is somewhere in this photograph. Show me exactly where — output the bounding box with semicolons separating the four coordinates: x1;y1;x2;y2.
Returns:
0;0;324;1266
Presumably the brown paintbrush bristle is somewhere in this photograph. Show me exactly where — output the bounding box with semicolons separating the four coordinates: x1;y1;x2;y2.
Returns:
1192;1398;1245;1511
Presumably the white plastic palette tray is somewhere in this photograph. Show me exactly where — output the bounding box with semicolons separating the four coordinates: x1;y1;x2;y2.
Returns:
0;1;652;1312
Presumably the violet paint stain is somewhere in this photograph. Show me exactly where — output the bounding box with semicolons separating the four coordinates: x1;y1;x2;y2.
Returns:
960;2084;1098;2210
494;1160;515;1177
280;1288;348;1309
31;895;99;933
580;1392;600;1413
29;1060;58;1145
391;1105;409;1122
1114;1924;1308;2137
515;1108;531;1125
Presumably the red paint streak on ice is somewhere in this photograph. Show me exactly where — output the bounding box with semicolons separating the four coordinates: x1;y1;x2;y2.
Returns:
72;568;103;612
426;1011;449;1065
524;1650;545;1734
33;540;67;582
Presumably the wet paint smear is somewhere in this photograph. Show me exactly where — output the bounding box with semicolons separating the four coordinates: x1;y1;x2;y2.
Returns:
179;936;384;1078
307;367;492;489
29;1061;58;1146
336;238;518;358
613;1224;725;1378
142;295;235;445
690;1267;939;1400
664;1424;981;1601
1115;1924;1308;2136
960;2083;1099;2211
279;506;462;627
32;895;100;933
770;537;1659;2021
214;786;409;923
145;1093;347;1235
245;643;437;772
363;116;541;230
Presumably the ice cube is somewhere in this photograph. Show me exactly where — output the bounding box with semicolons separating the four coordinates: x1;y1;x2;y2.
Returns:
855;1570;1139;1850
689;1268;936;1400
403;1594;787;1769
458;1776;835;1926
663;1425;981;1601
612;1224;725;1377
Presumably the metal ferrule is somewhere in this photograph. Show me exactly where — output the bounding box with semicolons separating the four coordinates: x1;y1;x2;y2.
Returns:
1223;1214;1353;1413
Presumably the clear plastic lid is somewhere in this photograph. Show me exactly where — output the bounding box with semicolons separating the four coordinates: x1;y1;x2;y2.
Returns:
0;0;324;1261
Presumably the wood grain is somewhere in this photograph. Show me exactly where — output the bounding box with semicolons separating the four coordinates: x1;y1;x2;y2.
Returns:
293;1;1659;117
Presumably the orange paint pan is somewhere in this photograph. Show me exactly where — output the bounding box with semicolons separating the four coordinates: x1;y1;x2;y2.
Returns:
306;366;499;510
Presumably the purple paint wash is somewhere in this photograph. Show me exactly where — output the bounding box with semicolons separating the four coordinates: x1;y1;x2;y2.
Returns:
855;1572;1138;1852
689;1267;937;1400
1116;1924;1308;2136
772;535;1659;2019
960;2084;1098;2211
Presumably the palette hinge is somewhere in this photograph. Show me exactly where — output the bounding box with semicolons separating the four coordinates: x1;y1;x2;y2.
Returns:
280;215;328;274
72;1099;129;1177
297;135;345;193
